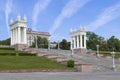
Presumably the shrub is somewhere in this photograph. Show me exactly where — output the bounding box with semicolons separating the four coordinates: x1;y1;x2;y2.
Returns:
67;60;74;68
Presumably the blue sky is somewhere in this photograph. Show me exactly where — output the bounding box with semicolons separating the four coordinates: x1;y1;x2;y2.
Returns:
0;0;120;41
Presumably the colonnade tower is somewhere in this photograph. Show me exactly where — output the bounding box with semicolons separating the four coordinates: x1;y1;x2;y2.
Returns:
70;26;87;53
10;15;27;50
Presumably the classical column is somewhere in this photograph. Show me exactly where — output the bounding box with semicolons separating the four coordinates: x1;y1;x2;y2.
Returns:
84;35;86;48
77;35;79;48
73;36;76;48
79;35;80;48
23;27;27;44
22;28;24;44
10;29;12;45
18;27;20;43
12;29;14;45
12;29;15;45
21;28;23;43
15;28;17;44
71;37;73;50
16;28;18;44
14;28;16;44
80;35;82;48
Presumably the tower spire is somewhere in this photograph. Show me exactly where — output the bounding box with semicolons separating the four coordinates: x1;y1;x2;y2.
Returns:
17;15;21;21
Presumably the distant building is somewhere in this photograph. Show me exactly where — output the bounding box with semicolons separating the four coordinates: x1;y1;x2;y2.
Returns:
27;28;50;46
50;42;57;48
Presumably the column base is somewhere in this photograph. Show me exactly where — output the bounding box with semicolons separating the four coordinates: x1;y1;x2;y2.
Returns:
73;48;87;54
11;44;28;51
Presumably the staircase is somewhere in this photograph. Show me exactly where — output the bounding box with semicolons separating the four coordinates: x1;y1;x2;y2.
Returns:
23;48;120;72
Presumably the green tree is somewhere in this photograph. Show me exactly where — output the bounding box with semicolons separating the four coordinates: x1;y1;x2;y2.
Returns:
60;39;70;50
87;32;99;50
97;36;107;51
31;36;48;48
0;38;10;45
86;32;107;51
107;36;120;51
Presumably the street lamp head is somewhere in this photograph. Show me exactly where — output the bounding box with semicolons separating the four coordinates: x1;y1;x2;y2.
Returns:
111;51;115;55
96;45;99;47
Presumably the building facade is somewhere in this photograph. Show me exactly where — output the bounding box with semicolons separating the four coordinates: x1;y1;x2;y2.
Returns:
27;28;50;46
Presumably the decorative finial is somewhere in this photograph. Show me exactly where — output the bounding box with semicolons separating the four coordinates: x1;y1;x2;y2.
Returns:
10;19;13;24
74;29;76;32
70;28;73;32
80;26;82;31
17;15;21;21
83;26;86;31
23;15;27;22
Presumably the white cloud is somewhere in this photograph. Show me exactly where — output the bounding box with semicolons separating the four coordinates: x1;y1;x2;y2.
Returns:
87;1;120;31
5;0;13;35
32;0;51;30
49;0;90;34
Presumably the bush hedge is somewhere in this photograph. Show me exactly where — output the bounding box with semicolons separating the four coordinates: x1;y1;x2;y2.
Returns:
0;49;36;56
67;60;74;68
0;53;36;56
0;47;15;50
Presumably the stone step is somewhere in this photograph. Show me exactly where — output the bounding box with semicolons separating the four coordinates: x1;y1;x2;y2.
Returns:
74;61;81;65
24;48;116;72
46;55;63;59
36;53;48;57
24;48;33;51
44;53;58;56
54;58;69;63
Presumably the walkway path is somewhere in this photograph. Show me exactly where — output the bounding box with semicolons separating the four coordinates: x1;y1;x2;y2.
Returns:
0;72;120;80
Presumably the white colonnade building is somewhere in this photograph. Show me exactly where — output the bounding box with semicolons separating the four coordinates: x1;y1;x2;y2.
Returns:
10;15;27;50
70;26;87;53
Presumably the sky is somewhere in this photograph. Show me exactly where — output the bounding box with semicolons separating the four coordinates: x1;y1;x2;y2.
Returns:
0;0;120;41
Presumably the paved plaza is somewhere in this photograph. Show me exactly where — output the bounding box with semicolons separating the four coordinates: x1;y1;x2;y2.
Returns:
0;72;120;80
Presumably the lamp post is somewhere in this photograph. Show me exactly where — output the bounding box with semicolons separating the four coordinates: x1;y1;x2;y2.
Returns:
29;36;32;46
96;45;100;57
111;51;116;71
58;40;60;50
48;37;50;50
71;43;74;57
48;40;50;50
35;36;38;48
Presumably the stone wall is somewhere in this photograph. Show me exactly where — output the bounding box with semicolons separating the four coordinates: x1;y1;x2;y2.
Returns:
11;44;28;51
74;64;93;72
73;48;87;54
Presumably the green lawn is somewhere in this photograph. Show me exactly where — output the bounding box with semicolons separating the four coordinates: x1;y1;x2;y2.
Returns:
0;49;72;70
0;56;71;70
99;51;120;58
